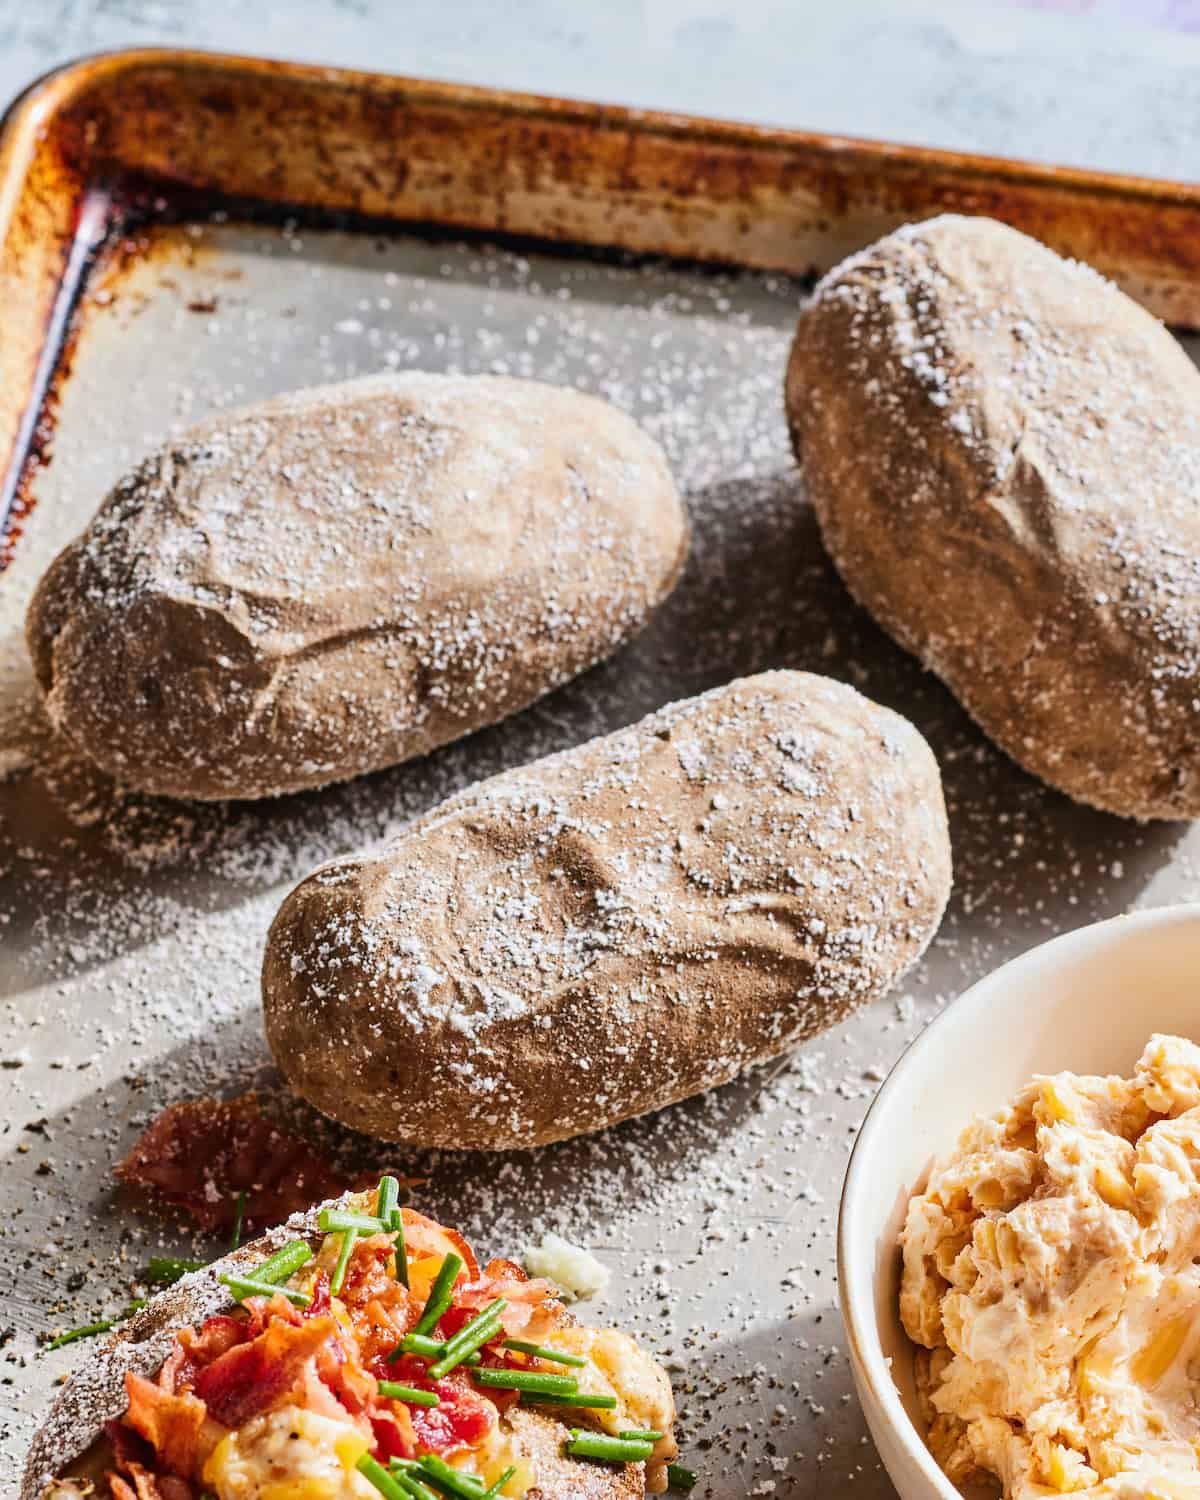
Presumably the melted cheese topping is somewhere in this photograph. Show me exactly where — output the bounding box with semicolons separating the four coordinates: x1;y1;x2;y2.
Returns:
901;1034;1200;1498
203;1406;374;1500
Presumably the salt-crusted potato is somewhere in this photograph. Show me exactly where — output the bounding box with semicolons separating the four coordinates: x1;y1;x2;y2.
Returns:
786;213;1200;820
25;373;687;801
21;1190;662;1500
262;670;952;1149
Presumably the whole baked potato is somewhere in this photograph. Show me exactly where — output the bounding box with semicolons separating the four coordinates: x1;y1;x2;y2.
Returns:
786;213;1200;820
26;373;687;801
262;670;952;1149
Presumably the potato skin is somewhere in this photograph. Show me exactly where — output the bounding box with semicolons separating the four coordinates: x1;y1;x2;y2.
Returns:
786;214;1200;820
21;1193;358;1500
25;373;687;801
262;670;951;1149
20;1190;643;1500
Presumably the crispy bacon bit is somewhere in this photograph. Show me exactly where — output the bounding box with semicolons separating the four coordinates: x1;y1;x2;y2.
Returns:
482;1258;527;1282
105;1420;155;1473
403;1210;480;1281
408;1376;496;1456
371;1405;417;1462
105;1423;192;1500
110;1472;191;1500
124;1375;207;1477
116;1095;348;1232
315;1320;378;1416
173;1314;247;1389
453;1267;560;1340
339;1234;401;1305
193;1315;336;1428
109;1468;168;1500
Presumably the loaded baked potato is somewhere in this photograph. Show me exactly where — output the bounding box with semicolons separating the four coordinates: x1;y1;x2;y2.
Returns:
23;1181;683;1500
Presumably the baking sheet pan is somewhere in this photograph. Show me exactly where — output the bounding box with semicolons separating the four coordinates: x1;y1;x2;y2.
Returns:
4;50;1200;1498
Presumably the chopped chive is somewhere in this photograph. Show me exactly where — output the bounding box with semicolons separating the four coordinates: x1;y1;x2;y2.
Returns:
45;1300;146;1351
565;1432;654;1463
330;1226;358;1297
666;1464;697;1491
219;1272;311;1307
378;1380;440;1406
472;1369;578;1395
523;1391;618;1409
358;1454;410;1500
482;1467;517;1499
254;1239;314;1285
318;1208;388;1235
377;1175;400;1223
229;1191;247;1251
428;1299;507;1378
501;1338;586;1367
376;1176;409;1288
387;1469;440;1500
415;1456;488;1500
144;1257;205;1285
393;1332;445;1361
413;1252;464;1336
388;1331;482;1366
47;1320;116;1351
619;1430;664;1443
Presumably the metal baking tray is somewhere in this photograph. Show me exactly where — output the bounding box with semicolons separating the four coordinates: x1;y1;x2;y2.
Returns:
4;49;1200;1496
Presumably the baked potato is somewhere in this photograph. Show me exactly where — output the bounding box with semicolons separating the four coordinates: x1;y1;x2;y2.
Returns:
262;669;952;1149
26;372;687;801
22;1184;679;1500
786;213;1200;820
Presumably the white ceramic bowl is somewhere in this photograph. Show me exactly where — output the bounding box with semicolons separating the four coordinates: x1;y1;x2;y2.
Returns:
837;904;1200;1500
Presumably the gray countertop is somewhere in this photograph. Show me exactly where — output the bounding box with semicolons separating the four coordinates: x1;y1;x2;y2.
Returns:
2;0;1200;184
4;4;1200;1499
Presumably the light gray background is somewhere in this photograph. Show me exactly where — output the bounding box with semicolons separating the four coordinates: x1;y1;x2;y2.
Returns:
1;1;1200;184
4;4;1200;1497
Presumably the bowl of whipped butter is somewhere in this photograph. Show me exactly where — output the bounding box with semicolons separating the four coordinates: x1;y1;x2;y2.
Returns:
838;904;1200;1500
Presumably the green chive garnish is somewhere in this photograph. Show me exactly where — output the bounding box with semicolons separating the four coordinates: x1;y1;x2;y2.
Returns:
45;1300;146;1351
482;1467;517;1499
428;1299;507;1378
376;1176;409;1288
230;1191;247;1251
394;1332;445;1360
619;1431;664;1442
254;1239;314;1285
389;1331;482;1366
472;1369;578;1395
330;1226;358;1296
318;1208;388;1235
501;1338;587;1367
565;1431;654;1463
387;1469;440;1500
413;1252;464;1336
667;1464;698;1491
219;1272;311;1306
47;1320;118;1351
414;1457;488;1500
144;1257;205;1285
357;1454;409;1500
377;1176;400;1222
378;1380;440;1406
523;1391;618;1409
